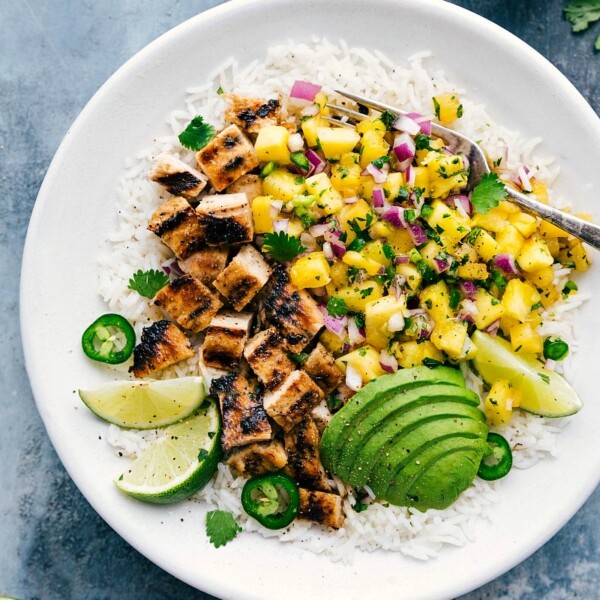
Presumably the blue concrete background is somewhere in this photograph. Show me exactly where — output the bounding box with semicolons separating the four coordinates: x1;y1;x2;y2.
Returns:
1;1;598;598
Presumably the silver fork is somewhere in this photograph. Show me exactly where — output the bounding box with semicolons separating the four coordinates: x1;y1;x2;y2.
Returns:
327;90;600;251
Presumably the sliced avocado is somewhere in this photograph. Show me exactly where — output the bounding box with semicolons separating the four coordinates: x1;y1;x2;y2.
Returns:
404;447;483;511
346;400;485;488
333;384;480;482
380;433;489;506
320;366;465;471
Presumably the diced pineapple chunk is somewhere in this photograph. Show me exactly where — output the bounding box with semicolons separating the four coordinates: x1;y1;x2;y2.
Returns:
252;195;276;233
501;279;541;322
316;127;360;159
430;320;468;359
472;229;500;262
539;219;568;239
391;340;444;368
433;93;462;125
387;227;415;255
538;284;560;308
560;241;591;272
416;137;444;165
287;219;304;237
359;130;389;169
423;199;470;246
474;288;504;330
338;199;373;243
329;260;350;288
342;251;382;276
365;295;407;350
319;329;346;356
335;345;384;384
495;225;525;256
484;379;522;426
422;152;468;199
290;252;331;289
336;280;384;312
530;179;549;204
396;262;422;292
471;210;510;234
509;211;538;238
361;172;405;204
420;280;453;323
509;322;543;354
305;172;344;216
420;240;446;272
301;115;329;148
524;266;555;289
361;240;391;266
410;166;430;191
263;169;305;202
330;153;362;197
456;263;489;281
356;116;387;135
517;235;554;273
255;125;291;164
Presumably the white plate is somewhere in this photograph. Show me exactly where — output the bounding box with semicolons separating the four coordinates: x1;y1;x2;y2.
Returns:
20;0;600;598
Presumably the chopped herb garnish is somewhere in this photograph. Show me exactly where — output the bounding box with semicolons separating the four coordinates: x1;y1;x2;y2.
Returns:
352;501;369;513
423;357;444;368
127;269;169;299
562;280;578;297
564;1;600;51
449;288;461;309
262;231;306;262
421;204;434;218
432;97;441;120
288;352;309;365
178;115;216;151
327;296;348;317
380;110;397;131
216;86;224;95
372;155;391;169
359;287;374;299
414;134;433;150
382;243;395;261
206;510;242;548
470;173;508;214
457;104;464;118
259;161;278;178
290;151;310;171
537;372;551;384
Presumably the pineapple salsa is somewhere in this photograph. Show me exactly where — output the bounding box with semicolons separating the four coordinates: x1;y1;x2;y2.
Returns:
253;83;589;428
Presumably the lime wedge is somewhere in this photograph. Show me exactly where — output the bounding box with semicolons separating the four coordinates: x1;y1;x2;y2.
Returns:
78;377;205;429
116;400;221;504
471;331;582;418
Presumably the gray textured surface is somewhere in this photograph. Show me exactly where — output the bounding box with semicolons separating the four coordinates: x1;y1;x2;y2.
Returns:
2;1;599;598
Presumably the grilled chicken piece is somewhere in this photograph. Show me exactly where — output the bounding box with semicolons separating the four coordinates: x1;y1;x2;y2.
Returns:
195;124;259;191
148;196;205;259
130;320;194;378
284;418;331;492
201;311;254;370
149;153;208;200
178;247;228;288
263;265;324;352
311;399;333;434
298;488;344;530
154;274;222;333
213;244;272;310
243;327;295;390
303;343;343;395
210;373;272;452
196;192;254;246
225;95;282;134
226;440;288;477
263;370;323;431
225;174;263;204
333;382;355;406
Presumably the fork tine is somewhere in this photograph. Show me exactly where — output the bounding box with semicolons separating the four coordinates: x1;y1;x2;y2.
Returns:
334;89;406;117
325;103;366;121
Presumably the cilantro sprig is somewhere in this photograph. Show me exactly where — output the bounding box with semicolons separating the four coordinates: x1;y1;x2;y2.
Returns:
178;115;216;151
327;296;348;317
205;510;241;548
470;173;508;214
262;231;306;262
128;269;169;299
564;1;600;50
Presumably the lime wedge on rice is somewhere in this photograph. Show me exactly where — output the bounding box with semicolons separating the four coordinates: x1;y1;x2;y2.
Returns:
78;376;206;429
472;331;582;418
116;399;221;504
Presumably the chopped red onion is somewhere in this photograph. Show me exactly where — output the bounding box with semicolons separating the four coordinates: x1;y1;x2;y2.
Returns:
392;114;421;136
270;199;283;219
345;364;363;392
517;165;533;192
407;222;428;246
300;232;317;250
300;104;320;117
348;318;366;345
408;308;427;317
486;320;500;336
457;299;479;323
382;206;406;228
449;194;472;217
290;80;322;102
306;149;326;174
372;188;385;208
362;162;389;184
493;253;519;274
393;132;416;163
309;222;331;238
387;312;406;332
407;112;432;135
323;314;348;338
459;280;478;300
322;241;334;261
395;254;410;265
273;219;289;233
379;350;398;373
287;132;305;153
343;196;359;204
405;165;416;187
394;274;405;300
433;256;451;274
161;258;184;279
330;239;346;258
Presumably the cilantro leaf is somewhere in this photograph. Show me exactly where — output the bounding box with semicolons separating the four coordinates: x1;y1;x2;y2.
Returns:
178;115;216;151
205;510;241;548
564;1;600;33
262;231;306;262
327;296;348;317
432;97;441;120
128;269;169;299
379;110;397;131
470;173;508;214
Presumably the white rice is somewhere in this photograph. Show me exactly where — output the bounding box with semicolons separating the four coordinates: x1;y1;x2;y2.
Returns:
99;38;586;562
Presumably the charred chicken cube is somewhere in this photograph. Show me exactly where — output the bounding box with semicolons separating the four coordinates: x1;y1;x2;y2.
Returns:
195;124;259;192
210;373;272;452
263;265;324;351
213;244;271;310
178;246;228;288
225;174;264;204
148;196;205;259
154;273;222;333
303;343;344;395
284;418;331;492
263;370;323;431
149;153;208;200
298;488;344;530
201;311;254;370
130;320;194;378
195;192;254;246
225;95;282;134
243;326;295;390
226;440;288;477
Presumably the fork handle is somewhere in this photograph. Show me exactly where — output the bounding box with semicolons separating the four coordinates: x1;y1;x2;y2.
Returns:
506;187;600;252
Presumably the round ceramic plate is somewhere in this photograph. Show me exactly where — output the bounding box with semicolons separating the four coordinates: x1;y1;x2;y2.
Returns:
20;0;600;598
